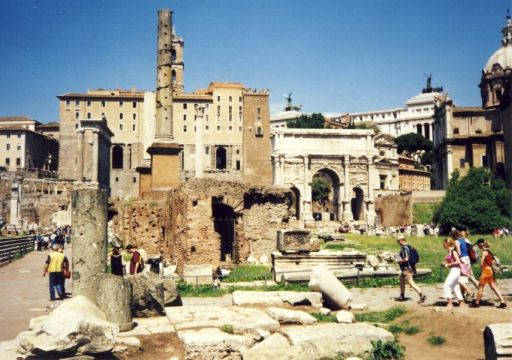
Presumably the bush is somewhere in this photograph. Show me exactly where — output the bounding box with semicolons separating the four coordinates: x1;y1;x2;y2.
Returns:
427;335;446;346
434;168;512;233
371;340;405;360
219;324;234;334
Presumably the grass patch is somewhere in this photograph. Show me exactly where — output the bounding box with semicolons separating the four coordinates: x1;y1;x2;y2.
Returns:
222;265;272;283
310;312;337;323
323;243;347;251
219;324;234;334
355;306;406;323
177;282;226;297
412;202;439;224
387;323;421;335
427;335;446;346
371;339;405;360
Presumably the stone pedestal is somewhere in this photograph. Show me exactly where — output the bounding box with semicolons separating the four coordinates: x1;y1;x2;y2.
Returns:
96;274;133;331
147;143;182;191
71;189;108;303
484;323;512;360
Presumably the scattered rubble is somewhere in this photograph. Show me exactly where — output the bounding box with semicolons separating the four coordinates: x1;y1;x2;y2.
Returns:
232;290;323;308
126;272;166;317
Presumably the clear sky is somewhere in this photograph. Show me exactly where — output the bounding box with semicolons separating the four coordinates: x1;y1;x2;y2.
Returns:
0;0;510;123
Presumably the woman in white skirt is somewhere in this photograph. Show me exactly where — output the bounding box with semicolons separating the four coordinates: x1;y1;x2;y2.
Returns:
442;238;465;309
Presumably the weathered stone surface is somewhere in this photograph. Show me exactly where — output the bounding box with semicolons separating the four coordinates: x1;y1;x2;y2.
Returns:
319;307;331;316
240;333;317;360
309;265;352;310
179;327;254;360
0;340;17;360
484;323;512;359
72;189;108;303
281;323;394;358
232;290;322;308
166;306;279;334
162;277;182;306
277;229;311;253
266;307;317;325
126;272;166;317
336;310;355;323
350;302;368;311
96;273;133;331
16;296;119;357
116;336;141;348
183;264;212;285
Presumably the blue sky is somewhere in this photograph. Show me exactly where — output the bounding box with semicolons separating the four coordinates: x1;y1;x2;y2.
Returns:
0;0;509;123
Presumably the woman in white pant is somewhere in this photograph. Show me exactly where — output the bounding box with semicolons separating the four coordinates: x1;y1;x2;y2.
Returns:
442;238;464;309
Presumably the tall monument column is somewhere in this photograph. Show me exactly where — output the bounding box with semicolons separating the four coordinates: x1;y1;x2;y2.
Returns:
194;105;205;178
146;9;183;193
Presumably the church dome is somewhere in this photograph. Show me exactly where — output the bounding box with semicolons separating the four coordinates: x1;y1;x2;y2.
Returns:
484;16;512;74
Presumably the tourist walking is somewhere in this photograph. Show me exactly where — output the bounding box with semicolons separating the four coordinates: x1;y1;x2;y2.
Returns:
442;238;465;309
110;246;124;276
454;230;479;299
471;239;507;309
396;236;426;303
42;244;65;301
126;244;143;275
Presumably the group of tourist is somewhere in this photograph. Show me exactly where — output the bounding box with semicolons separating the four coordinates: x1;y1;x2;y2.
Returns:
109;243;144;277
34;225;72;251
397;231;507;309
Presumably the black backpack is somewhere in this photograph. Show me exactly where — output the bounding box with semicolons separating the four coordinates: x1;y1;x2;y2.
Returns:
407;245;420;274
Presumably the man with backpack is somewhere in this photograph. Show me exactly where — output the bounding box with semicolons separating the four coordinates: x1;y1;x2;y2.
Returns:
396;235;426;303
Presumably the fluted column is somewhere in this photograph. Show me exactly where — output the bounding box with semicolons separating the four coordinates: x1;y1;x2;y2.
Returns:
342;156;353;221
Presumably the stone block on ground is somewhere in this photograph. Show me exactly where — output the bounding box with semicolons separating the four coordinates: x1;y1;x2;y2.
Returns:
162;277;182;306
179;327;254;360
183;264;212;285
96;273;133;331
484;323;512;360
232;290;322;308
0;340;17;360
309;265;352;310
240;333;317;360
336;310;355;323
166;306;279;334
15;295;119;357
118;316;175;337
125;272;166;317
266;307;317;325
277;229;311;253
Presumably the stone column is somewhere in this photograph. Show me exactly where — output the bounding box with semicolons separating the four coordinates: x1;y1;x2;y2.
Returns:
342;156;353;221
91;130;100;183
302;156;313;221
194;105;205;178
155;9;174;142
96;274;133;331
10;181;21;227
77;129;84;181
72;189;108;303
366;159;376;225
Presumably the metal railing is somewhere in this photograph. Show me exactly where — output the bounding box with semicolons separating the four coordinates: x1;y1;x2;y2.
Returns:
0;236;34;266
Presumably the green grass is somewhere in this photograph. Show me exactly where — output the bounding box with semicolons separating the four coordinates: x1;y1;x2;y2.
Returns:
222;265;272;283
354;306;407;323
412;203;440;224
427;335;446;346
177;281;311;297
310;312;337;323
388;322;422;335
323;243;348;251
371;339;405;360
219;324;234;334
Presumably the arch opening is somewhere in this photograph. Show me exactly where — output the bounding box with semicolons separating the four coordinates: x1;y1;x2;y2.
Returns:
351;187;364;221
311;168;340;221
212;200;236;262
112;145;123;169
216;147;227;170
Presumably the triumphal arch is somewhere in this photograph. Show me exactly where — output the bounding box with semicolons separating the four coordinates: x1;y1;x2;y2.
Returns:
271;128;396;225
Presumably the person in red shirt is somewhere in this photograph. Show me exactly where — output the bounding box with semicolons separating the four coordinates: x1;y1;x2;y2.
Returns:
126;244;143;275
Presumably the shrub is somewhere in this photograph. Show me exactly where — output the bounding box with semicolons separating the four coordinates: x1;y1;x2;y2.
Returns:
219;324;234;334
427;335;446;346
310;312;337;323
371;340;405;360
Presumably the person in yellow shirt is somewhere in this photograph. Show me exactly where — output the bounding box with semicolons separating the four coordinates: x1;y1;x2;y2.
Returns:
43;244;65;301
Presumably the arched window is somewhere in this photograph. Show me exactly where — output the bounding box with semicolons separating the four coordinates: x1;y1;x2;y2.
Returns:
112;145;123;169
216;147;227;170
171;70;177;82
171;48;177;61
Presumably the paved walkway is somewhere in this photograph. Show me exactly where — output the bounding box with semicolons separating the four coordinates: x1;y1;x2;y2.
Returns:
0;247;72;341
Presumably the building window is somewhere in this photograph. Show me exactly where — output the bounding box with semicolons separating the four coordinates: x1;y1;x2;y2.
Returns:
16;158;20;166
379;175;387;190
205;147;209;154
75;124;79;130
115;177;119;182
101;101;105;107
65;100;70;109
183;103;187;109
119;124;123;130
459;159;465;168
183;114;187;121
87;112;91;119
217;106;221;120
132;124;136;131
206;115;209;122
87;100;91;107
17;134;21;138
257;107;261;115
132;113;136;120
238;126;242;132
216;147;227;170
453;127;459;134
217;96;220;102
119;113;123;120
6;134;10;138
101;112;105;118
112;145;123;169
239;106;242;119
229;126;233;132
183;125;187;132
133;177;137;183
194;126;196;132
217;126;220;131
236;149;240;154
75;112;79;120
482;155;488;167
239;96;242;102
5;158;9;166
229;106;232;121
236;160;241;170
119;101;124;107
229;96;232;102
6;144;10;150
205;125;209;131
132;101;137;108
16;144;21;151
75;100;79;108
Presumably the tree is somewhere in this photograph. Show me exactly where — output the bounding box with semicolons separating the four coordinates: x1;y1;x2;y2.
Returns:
394;133;433;164
287;113;325;129
433;168;512;233
311;177;331;204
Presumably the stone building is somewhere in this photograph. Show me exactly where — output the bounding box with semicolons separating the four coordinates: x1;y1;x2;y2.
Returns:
398;156;431;192
58;11;272;197
0;117;58;174
271;128;399;225
433;101;504;189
